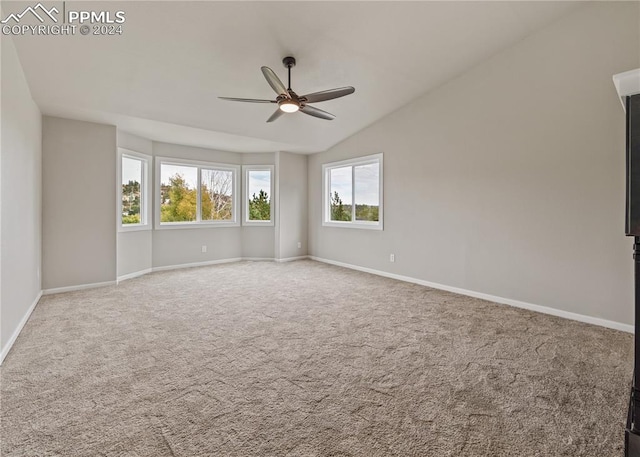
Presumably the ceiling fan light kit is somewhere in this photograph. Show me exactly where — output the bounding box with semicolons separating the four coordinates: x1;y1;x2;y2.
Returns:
279;100;300;113
219;56;355;122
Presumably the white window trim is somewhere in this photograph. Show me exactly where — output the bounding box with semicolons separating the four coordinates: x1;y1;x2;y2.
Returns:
155;156;240;229
243;165;275;226
118;148;152;232
322;153;383;230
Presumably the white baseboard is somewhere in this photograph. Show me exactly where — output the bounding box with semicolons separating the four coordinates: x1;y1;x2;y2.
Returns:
276;255;310;263
50;257;310;291
309;256;633;334
151;257;243;272
117;268;153;283
43;280;117;296
0;290;43;365
151;256;309;272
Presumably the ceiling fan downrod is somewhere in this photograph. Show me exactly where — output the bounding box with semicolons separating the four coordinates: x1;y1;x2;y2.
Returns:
283;56;296;91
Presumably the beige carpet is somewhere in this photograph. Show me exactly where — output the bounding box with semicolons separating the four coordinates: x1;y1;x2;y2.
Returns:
0;260;632;456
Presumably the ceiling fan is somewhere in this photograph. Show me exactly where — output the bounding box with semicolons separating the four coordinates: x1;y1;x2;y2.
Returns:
219;56;355;123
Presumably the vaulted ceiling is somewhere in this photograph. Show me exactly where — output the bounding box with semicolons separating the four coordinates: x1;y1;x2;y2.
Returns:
7;1;583;153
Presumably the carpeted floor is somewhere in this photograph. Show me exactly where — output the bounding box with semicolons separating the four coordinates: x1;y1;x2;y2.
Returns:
0;260;633;456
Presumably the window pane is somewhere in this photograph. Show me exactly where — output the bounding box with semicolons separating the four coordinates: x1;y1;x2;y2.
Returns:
330;166;352;221
201;169;233;221
248;170;271;221
160;164;197;223
354;163;380;222
122;157;142;225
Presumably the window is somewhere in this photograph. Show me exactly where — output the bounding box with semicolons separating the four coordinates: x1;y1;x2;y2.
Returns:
201;169;234;221
156;157;240;228
243;165;274;225
118;149;151;231
322;153;383;229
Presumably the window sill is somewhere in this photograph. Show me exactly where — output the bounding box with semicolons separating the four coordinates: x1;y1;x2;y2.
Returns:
155;221;240;230
322;221;383;230
243;221;274;227
118;224;151;233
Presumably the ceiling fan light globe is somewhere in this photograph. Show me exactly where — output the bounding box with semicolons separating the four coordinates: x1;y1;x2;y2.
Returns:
279;101;300;113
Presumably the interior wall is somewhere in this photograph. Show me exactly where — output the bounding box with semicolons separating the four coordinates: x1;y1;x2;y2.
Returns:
277;151;308;259
42;117;117;289
152;142;248;268
115;140;280;270
117;132;153;278
308;2;639;327
0;35;42;356
241;152;277;259
152;142;243;268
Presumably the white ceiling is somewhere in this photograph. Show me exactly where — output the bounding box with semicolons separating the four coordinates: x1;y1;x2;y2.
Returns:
7;1;583;153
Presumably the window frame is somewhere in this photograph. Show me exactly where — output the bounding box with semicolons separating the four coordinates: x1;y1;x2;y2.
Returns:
118;148;152;232
322;153;383;230
243;165;275;226
155;156;240;229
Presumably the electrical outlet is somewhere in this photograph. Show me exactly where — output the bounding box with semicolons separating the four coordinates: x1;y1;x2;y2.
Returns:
201;245;207;253
297;242;302;249
390;254;395;262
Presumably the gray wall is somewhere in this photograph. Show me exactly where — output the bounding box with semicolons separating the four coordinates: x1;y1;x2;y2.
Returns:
117;138;286;274
1;36;42;354
118;230;153;276
119;131;153;156
151;142;243;268
152;226;243;268
308;2;639;326
42;117;117;289
151;143;275;268
241;152;277;260
277;151;308;259
117;132;153;278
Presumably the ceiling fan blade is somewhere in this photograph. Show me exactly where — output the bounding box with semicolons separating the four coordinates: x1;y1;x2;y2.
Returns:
300;104;335;121
261;66;289;97
219;97;275;103
267;108;284;123
300;87;355;104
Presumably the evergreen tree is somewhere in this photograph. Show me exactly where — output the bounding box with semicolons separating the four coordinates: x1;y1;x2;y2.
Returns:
330;191;351;221
249;189;270;220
